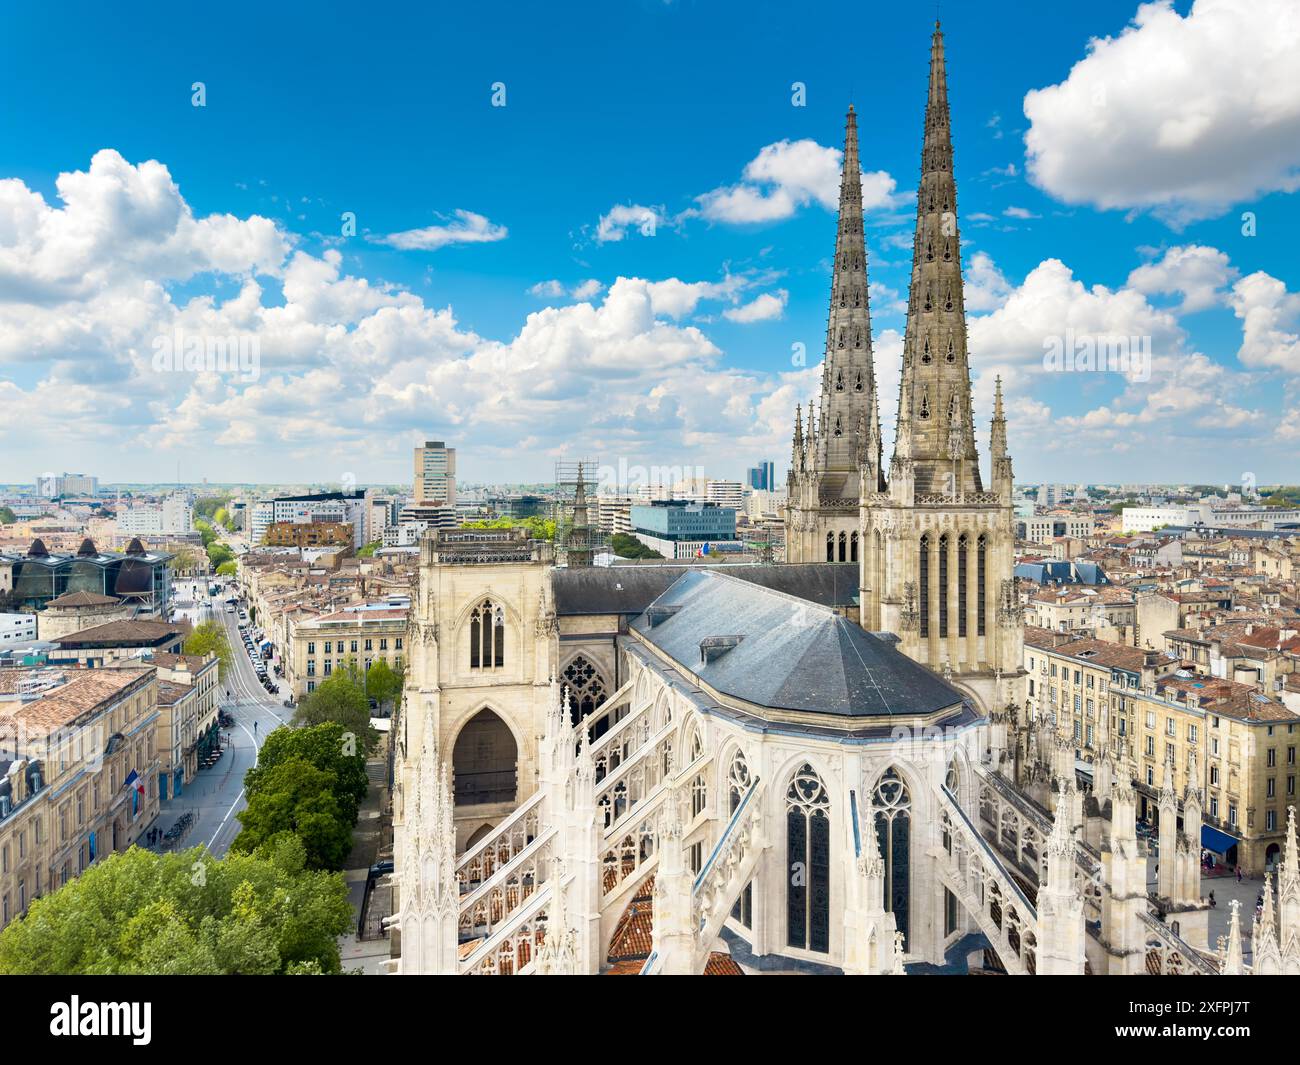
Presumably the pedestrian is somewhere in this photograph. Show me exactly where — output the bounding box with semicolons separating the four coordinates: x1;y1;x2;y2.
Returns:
1237;866;1243;883
1209;890;1216;908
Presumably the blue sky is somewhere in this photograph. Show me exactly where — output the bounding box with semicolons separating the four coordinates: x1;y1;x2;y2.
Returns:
1;0;1298;487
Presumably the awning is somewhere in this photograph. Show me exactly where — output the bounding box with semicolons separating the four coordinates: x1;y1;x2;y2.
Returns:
1202;824;1238;854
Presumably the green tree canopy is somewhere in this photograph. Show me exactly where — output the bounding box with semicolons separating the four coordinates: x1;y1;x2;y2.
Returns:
247;723;369;825
182;619;232;678
0;506;16;524
357;540;381;557
611;532;664;559
232;758;354;871
216;559;237;576
207;541;235;569
0;836;351;975
292;669;376;751
365;659;404;709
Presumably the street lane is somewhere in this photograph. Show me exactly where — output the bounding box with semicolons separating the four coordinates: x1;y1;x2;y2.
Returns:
152;581;295;858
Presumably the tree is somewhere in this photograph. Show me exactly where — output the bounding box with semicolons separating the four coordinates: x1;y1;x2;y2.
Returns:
292;671;376;750
216;560;237;576
611;532;664;559
231;758;354;871
183;620;232;678
357;540;381;558
207;541;235;569
0;506;15;524
365;659;404;710
246;723;369;825
172;544;205;575
0;836;351;975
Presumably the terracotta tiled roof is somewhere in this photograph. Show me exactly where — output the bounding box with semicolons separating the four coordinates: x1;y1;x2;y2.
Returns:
703;951;745;975
44;590;121;608
0;666;154;733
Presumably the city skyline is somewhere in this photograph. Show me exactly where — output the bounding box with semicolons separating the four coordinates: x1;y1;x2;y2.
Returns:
2;0;1298;484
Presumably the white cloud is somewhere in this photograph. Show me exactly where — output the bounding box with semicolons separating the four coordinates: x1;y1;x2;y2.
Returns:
695;139;900;224
723;290;787;323
1023;0;1300;225
1229;270;1300;372
595;204;662;243
963;252;1011;312
528;278;606;301
570;278;605;300
1126;244;1237;313
528;279;565;298
372;209;507;251
1003;206;1038;220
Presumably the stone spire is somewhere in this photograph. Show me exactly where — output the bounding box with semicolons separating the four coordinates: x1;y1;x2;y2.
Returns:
990;375;1014;498
563;462;594;568
1037;793;1086;974
893;21;981;498
790;403;805;480
814;104;883;498
1219;900;1245;975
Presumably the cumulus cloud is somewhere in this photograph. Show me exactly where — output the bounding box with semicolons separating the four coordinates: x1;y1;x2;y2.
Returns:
371;208;507;251
1126;244;1237;313
723;290;787;323
1023;0;1300;225
695;139;901;224
1229;270;1300;372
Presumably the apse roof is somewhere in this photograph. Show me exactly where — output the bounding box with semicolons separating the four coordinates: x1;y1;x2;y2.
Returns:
629;569;960;718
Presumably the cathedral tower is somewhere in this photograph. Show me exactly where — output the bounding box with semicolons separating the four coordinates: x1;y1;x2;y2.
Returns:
784;105;884;564
859;23;1023;716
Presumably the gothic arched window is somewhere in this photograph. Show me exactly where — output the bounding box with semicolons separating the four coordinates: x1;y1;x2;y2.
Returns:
977;535;988;637
921;336;932;364
938;534;949;638
919;388;930;420
728;750;754;926
854;371;864;392
838;531;847;563
826;532;835;563
874;767;912;950
958;534;969;638
946;335;956;363
835;369;844;392
850;531;859;563
562;655;608;725
469;599;506;670
786;764;830;953
919;535;930;638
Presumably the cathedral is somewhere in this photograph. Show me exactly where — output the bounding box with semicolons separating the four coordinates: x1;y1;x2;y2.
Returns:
388;24;1300;977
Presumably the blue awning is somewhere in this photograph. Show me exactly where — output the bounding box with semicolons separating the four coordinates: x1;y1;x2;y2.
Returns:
1202;824;1238;854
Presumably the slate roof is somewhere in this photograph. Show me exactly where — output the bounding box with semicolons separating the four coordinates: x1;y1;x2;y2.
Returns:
44;590;122;609
552;563;859;616
629;569;960;718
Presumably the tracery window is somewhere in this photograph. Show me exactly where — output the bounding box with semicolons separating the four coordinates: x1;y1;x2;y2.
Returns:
850;531;859;563
727;750;751;813
838;531;847;563
958;533;969;637
562;655;607;725
919;534;930;638
938;533;949;638
826;532;835;563
874;767;912;950
469;599;506;669
786;764;830;953
977;535;987;637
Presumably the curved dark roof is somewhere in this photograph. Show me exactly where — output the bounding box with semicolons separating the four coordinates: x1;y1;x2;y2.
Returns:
629;570;960;719
27;538;49;558
552;563;859;616
125;537;146;556
76;537;98;557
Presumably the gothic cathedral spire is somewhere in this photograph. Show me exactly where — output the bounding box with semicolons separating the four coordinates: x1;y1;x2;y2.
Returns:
893;22;981;499
817;104;884;498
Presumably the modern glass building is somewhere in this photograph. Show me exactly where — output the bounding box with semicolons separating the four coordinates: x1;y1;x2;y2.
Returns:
0;538;173;614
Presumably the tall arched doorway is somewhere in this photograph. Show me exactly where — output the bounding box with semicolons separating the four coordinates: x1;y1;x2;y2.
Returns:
452;709;518;807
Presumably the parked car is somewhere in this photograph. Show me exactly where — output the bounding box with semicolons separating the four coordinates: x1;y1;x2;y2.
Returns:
368;860;394;880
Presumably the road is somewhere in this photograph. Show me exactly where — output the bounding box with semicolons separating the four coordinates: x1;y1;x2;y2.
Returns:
152;580;294;858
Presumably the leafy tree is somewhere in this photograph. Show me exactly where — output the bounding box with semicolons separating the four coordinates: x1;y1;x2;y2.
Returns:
207;541;235;569
231;758;354;871
0;836;351;974
247;723;369;825
293;670;376;750
183;620;232;678
611;532;664;559
365;658;404;710
0;506;15;524
216;560;237;576
357;540;381;557
171;544;205;575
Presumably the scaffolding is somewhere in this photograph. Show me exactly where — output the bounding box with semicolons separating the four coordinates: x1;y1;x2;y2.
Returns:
554;459;607;566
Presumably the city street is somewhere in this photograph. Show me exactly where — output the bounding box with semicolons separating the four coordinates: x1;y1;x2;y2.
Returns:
151;582;292;858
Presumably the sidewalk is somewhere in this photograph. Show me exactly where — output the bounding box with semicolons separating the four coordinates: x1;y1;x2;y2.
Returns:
337;748;393;973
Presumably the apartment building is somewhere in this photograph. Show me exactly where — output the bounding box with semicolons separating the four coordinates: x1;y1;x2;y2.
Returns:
147;652;220;797
286;603;409;699
1023;627;1299;873
0;666;162;929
